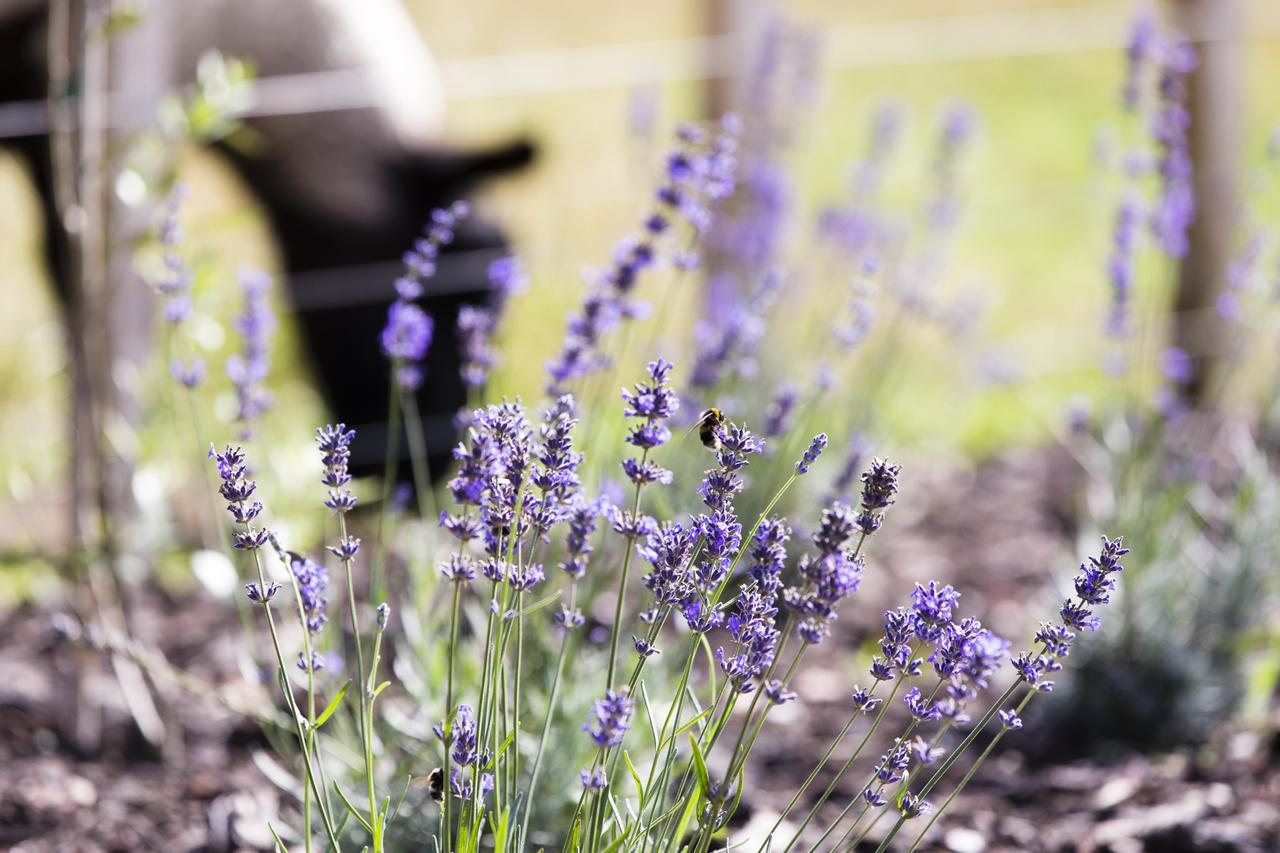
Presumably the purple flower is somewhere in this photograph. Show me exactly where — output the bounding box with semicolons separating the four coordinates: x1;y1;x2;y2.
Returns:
851;687;880;713
153;186;195;330
580;768;607;790
584;690;634;749
439;554;477;583
287;552;328;635
226;269;275;438
641;522;697;607
762;383;798;439
561;495;607;577
622;358;680;449
1122;13;1159;111
903;686;942;722
458;305;497;389
246;582;281;604
1160;346;1194;385
508;563;545;592
316;424;357;514
898;791;932;819
716;582;779;692
170;358;206;389
747;517;790;595
486;255;527;314
450;704;481;767
764;680;796;705
1150;39;1197;258
327;536;361;561
1106;197;1142;337
795;432;828;475
381;301;433;365
856;458;901;536
998;708;1023;730
209;444;271;550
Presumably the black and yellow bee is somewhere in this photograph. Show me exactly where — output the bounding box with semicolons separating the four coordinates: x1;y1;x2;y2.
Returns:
692;407;727;451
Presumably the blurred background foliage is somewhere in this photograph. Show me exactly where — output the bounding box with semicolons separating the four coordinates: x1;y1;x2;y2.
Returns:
2;1;1280;726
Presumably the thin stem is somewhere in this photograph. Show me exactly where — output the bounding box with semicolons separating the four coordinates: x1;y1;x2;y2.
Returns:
249;548;341;850
337;513;376;851
442;579;463;852
905;690;1036;852
872;679;1022;853
370;374;402;602
606;456;649;689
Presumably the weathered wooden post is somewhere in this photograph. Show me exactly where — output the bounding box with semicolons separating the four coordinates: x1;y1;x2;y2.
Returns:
1169;0;1241;403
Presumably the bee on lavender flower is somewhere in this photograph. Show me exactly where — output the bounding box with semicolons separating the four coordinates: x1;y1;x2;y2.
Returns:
690;406;727;451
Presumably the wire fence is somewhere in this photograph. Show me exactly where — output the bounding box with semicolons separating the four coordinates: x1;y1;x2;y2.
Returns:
2;2;1279;139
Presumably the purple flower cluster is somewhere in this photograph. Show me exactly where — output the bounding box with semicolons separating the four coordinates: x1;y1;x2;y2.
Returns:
457;255;528;390
288;552;328;637
621;359;680;489
1150;39;1197;258
525;395;583;537
315;424;356;514
795;433;828;475
927;101;978;232
686;424;762;602
545;117;740;395
785;502;865;645
382;202;469;390
152;187;206;388
1105;196;1142;337
715;578;781;693
687;268;781;394
560;495;607;579
208;444;270;553
226;269;275;438
762;383;798;439
1015;537;1129;691
155;185;194;326
856;458;901;536
1122;13;1159;112
583;689;634;749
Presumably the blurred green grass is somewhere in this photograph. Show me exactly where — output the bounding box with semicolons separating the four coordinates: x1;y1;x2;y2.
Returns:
3;0;1280;572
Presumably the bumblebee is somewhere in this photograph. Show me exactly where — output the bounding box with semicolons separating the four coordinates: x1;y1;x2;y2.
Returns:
424;767;445;803
693;407;726;451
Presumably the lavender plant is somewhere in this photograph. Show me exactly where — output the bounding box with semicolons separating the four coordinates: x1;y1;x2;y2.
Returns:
159;94;1135;853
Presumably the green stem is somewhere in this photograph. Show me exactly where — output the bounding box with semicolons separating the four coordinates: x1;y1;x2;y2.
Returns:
905;690;1036;852
248;547;341;850
442;579;463;852
370;374;402;603
606;458;648;689
337;513;376;851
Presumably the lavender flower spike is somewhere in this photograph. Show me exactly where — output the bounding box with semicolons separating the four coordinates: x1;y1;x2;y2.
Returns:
226;269;276;438
583;689;634;749
796;433;828;474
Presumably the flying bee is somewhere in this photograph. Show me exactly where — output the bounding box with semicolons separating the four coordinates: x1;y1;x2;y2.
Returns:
422;767;445;803
690;407;726;451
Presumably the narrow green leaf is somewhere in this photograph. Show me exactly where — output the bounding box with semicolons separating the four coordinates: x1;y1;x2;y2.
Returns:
672;708;713;741
492;730;516;762
370;680;391;703
697;633;718;700
267;822;288;853
492;806;510;853
514;590;562;618
687;734;711;798
623;750;645;800
639;681;660;746
314;679;351;729
672;789;701;849
332;781;374;832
